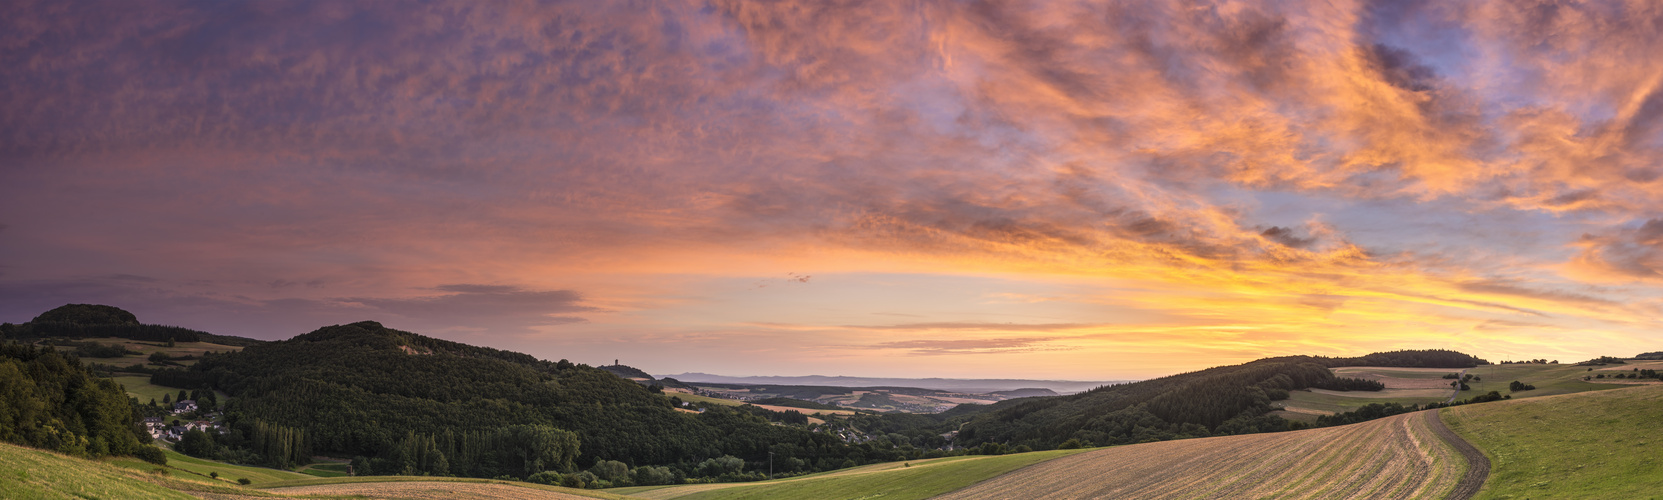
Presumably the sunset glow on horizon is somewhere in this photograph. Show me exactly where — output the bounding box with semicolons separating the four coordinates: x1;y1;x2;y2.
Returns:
5;0;1663;380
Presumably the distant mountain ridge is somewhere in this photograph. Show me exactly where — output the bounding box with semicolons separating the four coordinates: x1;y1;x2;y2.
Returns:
661;373;1121;395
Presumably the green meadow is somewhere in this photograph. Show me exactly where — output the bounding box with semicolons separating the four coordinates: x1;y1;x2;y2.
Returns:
1444;384;1663;499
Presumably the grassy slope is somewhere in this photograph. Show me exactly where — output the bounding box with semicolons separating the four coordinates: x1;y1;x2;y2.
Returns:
1443;384;1663;500
2;440;631;500
105;449;310;486
0;442;265;500
616;450;1088;500
297;462;351;478
110;376;228;407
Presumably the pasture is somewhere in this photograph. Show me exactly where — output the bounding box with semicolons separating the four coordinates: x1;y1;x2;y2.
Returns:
1443;384;1663;499
0;442;263;500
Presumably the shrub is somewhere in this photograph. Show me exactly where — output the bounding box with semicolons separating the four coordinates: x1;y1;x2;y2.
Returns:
526;471;564;485
133;446;168;465
237;478;251;485
590;459;630;485
1057;438;1084;450
630;465;677;486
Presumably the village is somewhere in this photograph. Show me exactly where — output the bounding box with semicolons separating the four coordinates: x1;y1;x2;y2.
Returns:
137;396;225;443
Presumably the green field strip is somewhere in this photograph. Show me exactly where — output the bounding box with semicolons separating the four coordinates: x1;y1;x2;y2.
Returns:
259;475;639;499
1443;384;1663;499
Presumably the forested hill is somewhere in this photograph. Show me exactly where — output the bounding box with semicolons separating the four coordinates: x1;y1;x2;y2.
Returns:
150;320;861;476
0;304;263;347
955;350;1486;450
599;363;655;381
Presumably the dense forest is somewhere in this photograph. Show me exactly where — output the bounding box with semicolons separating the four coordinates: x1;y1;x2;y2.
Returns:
148;320;888;480
0;342;167;464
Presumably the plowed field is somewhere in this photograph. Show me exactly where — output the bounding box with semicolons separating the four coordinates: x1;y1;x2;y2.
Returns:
262;481;597;499
936;410;1471;499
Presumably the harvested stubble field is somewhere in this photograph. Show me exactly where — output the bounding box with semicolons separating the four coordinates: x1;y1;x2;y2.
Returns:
937;410;1472;500
259;481;599;500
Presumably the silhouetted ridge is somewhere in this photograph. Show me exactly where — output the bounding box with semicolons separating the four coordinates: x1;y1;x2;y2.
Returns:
31;304;140;325
290;321;538;365
2;303;262;346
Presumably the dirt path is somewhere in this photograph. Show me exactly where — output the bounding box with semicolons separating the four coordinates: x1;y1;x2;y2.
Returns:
1422;410;1489;500
933;410;1470;499
1445;369;1467;404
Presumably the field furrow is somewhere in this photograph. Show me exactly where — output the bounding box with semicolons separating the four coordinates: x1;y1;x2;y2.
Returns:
935;410;1469;500
263;481;597;500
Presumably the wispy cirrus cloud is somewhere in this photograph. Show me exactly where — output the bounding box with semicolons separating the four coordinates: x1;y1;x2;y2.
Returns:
5;0;1663;377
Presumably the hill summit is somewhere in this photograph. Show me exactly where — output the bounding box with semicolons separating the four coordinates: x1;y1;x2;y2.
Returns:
3;303;261;346
31;303;141;325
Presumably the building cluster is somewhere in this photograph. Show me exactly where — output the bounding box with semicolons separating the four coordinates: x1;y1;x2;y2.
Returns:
139;398;224;442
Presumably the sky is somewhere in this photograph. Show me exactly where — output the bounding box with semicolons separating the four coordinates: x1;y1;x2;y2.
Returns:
4;0;1663;380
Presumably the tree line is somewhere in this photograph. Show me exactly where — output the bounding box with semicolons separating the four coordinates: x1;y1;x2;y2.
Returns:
0;342;167;465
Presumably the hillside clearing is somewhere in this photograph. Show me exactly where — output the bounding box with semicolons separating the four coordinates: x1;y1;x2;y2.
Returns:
1443;384;1663;499
936;410;1470;499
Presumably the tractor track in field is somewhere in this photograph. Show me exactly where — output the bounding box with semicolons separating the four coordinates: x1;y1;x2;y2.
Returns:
1423;410;1489;500
933;409;1481;500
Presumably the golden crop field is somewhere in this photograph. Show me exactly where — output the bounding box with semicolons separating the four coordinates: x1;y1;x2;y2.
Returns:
937;410;1474;500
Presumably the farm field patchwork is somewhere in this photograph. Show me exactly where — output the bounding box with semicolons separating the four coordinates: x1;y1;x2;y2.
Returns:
1283;364;1646;416
68;338;245;369
1442;384;1663;499
937;410;1470;500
